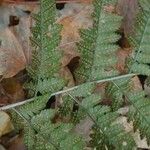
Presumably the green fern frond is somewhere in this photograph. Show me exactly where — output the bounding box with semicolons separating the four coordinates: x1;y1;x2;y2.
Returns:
11;94;50;130
70;82;95;97
139;0;150;12
59;82;95;119
68;93;136;149
128;0;150;75
27;0;65;94
128;91;150;145
23;109;85;150
110;80;150;146
59;95;74;117
106;77;132;111
24;126;36;150
75;0;122;83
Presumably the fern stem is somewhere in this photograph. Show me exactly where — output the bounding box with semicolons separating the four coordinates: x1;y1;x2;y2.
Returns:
34;0;44;97
0;74;135;111
89;0;103;80
12;108;30;123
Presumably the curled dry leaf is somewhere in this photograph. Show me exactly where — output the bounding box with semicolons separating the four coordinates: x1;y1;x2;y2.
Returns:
103;5;115;13
0;28;26;78
0;4;35;78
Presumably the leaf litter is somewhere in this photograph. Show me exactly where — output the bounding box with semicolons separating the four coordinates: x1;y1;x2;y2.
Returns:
0;0;149;149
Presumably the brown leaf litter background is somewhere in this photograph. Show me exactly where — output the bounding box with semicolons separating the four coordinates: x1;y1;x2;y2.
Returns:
0;0;149;149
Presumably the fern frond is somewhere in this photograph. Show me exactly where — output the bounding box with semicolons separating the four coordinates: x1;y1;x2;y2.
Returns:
27;0;65;95
110;79;150;146
139;0;150;12
70;82;95;97
24;126;36;150
23;109;85;150
68;92;136;149
128;91;150;145
75;0;122;83
59;82;95;119
106;77;132;111
128;0;150;75
11;94;50;130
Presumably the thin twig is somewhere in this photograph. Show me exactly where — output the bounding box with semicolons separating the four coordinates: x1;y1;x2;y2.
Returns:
0;73;135;111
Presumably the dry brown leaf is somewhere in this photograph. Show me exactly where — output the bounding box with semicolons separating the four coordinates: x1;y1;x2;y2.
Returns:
0;28;26;78
59;3;93;65
103;5;115;13
1;78;25;103
58;3;93;85
115;116;150;149
116;48;131;73
11;15;32;64
0;4;36;78
7;135;26;150
116;0;139;35
73;116;94;142
132;76;143;92
0;111;14;137
60;66;75;87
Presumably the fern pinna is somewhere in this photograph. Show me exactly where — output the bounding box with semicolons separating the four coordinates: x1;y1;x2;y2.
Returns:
27;0;65;95
68;83;135;149
125;0;150;145
111;0;150;142
9;0;150;149
128;0;150;76
75;0;122;83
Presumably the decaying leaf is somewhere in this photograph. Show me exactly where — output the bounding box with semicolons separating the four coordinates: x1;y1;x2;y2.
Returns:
59;3;93;66
0;28;26;78
11;14;32;64
116;116;150;149
116;0;139;35
0;4;34;78
1;78;25;103
0;111;14;137
116;48;132;73
7;135;26;150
